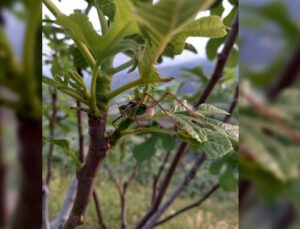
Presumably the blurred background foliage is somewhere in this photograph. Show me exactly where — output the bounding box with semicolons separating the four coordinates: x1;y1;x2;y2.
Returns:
239;0;300;228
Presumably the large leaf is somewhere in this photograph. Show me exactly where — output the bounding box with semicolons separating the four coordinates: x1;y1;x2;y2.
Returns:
56;13;102;60
168;110;235;159
206;36;225;60
136;0;214;81
202;129;233;159
170;16;227;55
133;134;160;161
57;0;138;64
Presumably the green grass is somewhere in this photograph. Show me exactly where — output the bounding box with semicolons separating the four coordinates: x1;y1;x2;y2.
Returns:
48;168;238;229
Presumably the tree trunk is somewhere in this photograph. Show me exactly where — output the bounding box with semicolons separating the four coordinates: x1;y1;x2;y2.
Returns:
11;115;42;229
63;115;108;229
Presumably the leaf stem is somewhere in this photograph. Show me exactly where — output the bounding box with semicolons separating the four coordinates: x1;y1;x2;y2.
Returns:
43;0;61;17
95;2;109;35
90;64;100;114
121;127;176;137
112;59;135;74
107;77;174;101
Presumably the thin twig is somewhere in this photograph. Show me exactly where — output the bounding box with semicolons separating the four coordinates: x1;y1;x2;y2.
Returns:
105;165;122;194
93;191;109;229
46;89;57;185
267;43;300;101
154;184;220;226
151;151;171;204
121;164;139;229
145;153;207;228
224;84;238;123
195;14;239;107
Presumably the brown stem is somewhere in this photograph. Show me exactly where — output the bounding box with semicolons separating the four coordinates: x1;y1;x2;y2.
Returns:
273;203;296;229
46;89;57;185
93;191;109;229
120;191;127;229
224;84;238;123
151;151;171;204
76;69;85;162
267;43;300;101
239;179;252;216
11;115;42;229
76;95;108;229
77;101;84;161
195;13;239;107
121;164;138;229
105;165;122;194
154;184;220;226
63;115;108;229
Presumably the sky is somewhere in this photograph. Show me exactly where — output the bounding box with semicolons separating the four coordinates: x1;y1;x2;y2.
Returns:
42;0;232;67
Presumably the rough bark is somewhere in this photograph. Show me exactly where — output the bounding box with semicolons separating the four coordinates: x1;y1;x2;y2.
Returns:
63;115;108;229
11;115;42;229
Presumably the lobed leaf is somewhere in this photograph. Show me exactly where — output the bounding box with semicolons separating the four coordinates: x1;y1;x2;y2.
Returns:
171;16;227;55
136;0;214;81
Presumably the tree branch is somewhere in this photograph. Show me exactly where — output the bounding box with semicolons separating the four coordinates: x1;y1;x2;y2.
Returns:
154;184;220;226
267;43;300;101
105;165;122;194
195;14;239;107
145;153;206;228
93;191;109;229
224;84;238;123
151;151;171;204
63;115;109;229
76;83;109;229
46;89;57;185
42;181;50;229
